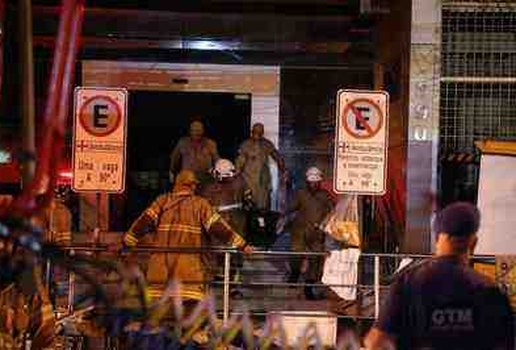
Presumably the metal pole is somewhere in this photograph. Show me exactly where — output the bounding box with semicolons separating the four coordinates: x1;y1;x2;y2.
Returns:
48;0;84;198
18;0;36;186
374;255;380;319
45;201;55;288
67;246;76;315
223;251;231;324
94;192;101;244
21;0;74;203
67;271;75;314
55;0;84;134
0;0;6;105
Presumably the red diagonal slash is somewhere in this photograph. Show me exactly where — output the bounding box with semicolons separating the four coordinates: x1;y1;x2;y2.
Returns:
349;104;374;135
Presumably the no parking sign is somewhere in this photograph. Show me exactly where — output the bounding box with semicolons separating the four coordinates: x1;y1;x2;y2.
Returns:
72;87;128;193
333;90;389;195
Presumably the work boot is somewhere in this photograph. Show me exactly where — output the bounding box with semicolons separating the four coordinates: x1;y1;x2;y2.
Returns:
231;270;244;299
287;269;301;288
230;289;244;300
304;286;316;300
304;280;324;300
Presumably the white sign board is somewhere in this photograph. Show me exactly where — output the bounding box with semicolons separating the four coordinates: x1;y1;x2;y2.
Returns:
333;90;389;195
476;154;516;255
72;87;128;193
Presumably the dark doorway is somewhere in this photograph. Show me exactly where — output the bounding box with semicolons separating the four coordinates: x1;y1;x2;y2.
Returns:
110;91;252;231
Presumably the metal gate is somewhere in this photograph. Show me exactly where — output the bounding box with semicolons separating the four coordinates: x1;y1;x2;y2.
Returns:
440;1;516;205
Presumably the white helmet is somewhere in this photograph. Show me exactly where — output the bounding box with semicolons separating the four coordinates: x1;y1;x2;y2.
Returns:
213;159;236;180
305;166;323;182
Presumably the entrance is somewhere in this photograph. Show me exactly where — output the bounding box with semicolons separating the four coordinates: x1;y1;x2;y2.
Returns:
110;90;251;230
83;61;280;232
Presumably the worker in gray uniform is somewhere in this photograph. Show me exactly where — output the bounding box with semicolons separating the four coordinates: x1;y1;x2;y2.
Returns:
235;123;286;210
170;120;220;185
286;167;334;299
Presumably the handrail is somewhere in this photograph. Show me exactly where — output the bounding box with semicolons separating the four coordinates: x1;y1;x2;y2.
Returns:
59;244;496;260
52;242;503;335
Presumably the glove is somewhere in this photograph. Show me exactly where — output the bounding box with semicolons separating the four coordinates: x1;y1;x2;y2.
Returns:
241;243;255;255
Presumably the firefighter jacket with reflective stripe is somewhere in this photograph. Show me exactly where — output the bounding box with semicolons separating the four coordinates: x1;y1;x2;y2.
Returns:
123;190;246;301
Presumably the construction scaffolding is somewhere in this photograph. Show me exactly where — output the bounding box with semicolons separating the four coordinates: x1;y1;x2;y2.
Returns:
440;1;516;204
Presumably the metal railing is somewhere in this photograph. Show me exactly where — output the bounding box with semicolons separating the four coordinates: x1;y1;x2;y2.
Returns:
53;244;498;326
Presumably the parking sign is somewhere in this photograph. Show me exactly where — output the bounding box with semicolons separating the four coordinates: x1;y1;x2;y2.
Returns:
72;87;128;193
333;90;389;195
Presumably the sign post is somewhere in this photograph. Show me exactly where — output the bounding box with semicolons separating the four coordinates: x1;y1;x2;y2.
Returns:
72;87;128;193
333;90;389;195
72;87;128;243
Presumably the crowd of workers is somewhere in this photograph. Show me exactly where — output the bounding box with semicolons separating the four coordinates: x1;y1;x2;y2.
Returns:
1;119;514;349
125;119;338;303
0;118;344;348
122;119;516;349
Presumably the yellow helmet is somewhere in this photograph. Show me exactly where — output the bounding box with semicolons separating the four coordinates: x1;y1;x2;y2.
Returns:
174;170;199;190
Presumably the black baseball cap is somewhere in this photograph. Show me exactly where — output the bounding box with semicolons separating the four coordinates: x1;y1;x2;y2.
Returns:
435;202;481;237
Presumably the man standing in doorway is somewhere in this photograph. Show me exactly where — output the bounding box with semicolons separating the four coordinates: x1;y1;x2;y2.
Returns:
235;122;286;210
365;202;514;350
286;167;334;300
170;120;219;185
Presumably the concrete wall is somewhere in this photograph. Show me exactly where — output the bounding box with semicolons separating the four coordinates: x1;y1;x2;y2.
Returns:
404;0;441;253
373;0;440;253
374;0;412;250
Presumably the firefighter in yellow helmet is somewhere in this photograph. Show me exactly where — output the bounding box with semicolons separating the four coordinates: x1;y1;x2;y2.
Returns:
286;167;334;299
123;169;253;305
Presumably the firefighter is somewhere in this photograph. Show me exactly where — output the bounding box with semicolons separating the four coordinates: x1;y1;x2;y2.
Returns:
122;170;253;310
169;120;220;185
0;239;55;349
0;185;55;349
200;159;252;298
29;185;72;308
286;167;334;300
41;185;72;246
235;123;286;210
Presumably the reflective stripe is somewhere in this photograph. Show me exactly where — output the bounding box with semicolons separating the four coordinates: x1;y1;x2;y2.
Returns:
40;304;54;323
230;234;246;249
158;224;202;234
148;289;164;298
177;290;204;301
212;216;246;248
173;190;192;197
148;287;204;301
53;231;71;244
145;208;160;221
124;233;138;246
216;203;243;212
205;213;221;230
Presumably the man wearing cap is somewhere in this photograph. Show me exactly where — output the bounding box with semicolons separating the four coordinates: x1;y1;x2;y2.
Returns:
365;202;514;350
123;170;253;305
285;167;334;299
170;120;220;185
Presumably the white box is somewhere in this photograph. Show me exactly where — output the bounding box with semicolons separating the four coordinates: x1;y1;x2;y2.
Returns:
271;311;337;347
